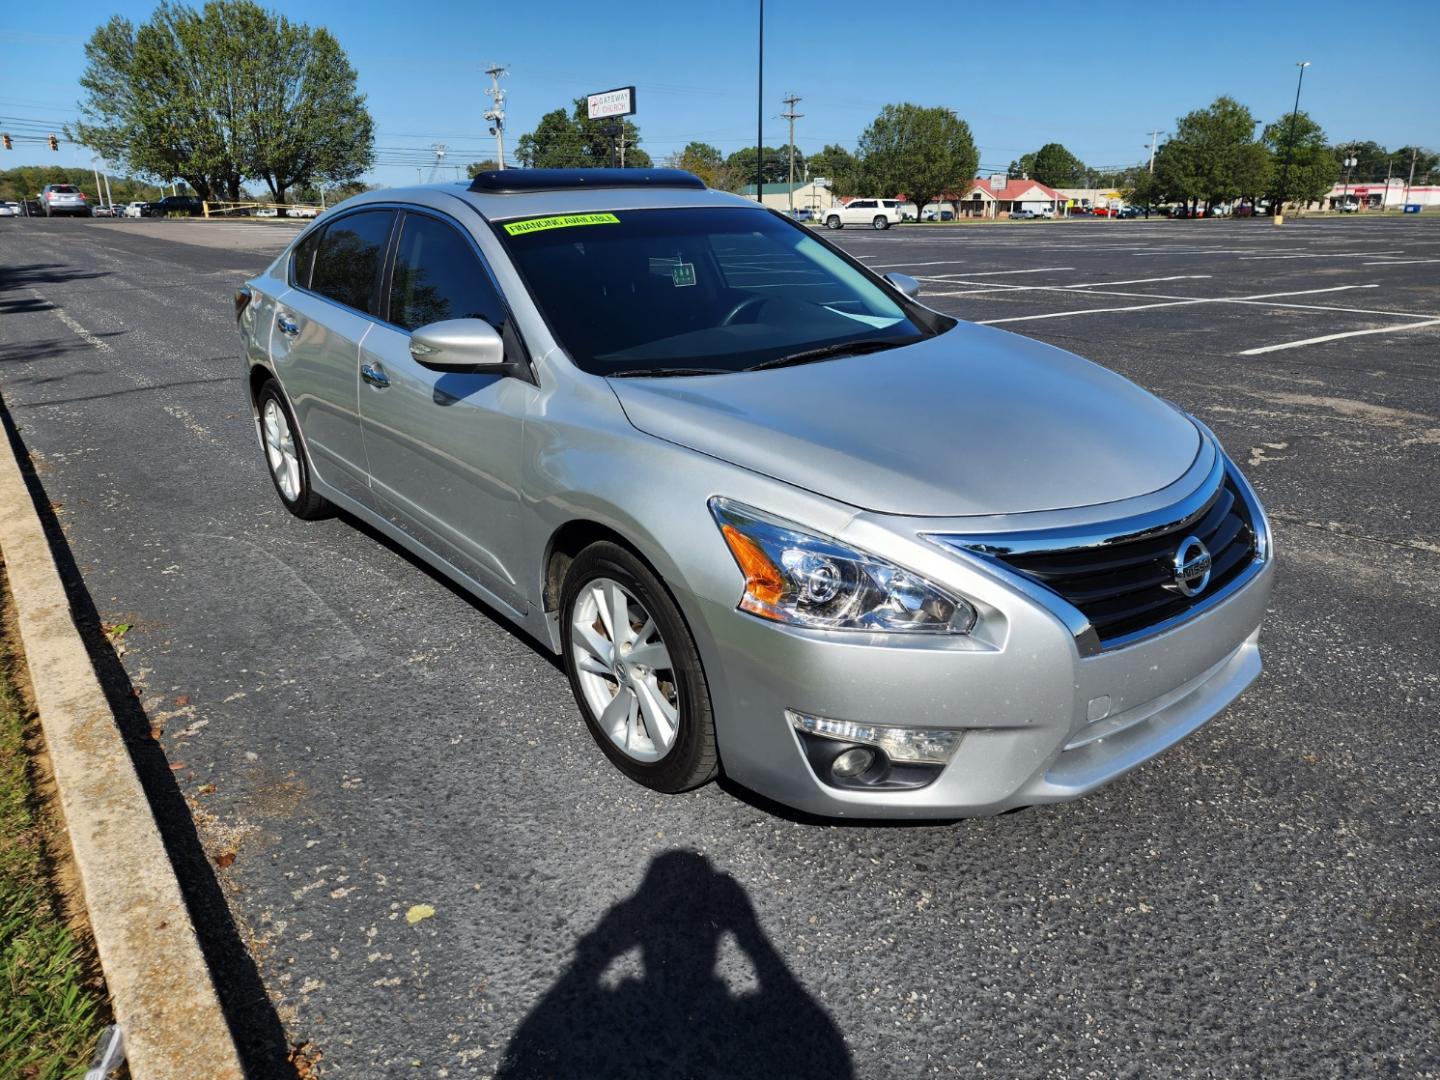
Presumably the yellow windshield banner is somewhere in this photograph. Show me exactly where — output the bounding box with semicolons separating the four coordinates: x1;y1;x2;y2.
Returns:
502;212;620;236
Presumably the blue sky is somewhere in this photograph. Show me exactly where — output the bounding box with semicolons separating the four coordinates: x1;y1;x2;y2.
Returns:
2;0;1436;187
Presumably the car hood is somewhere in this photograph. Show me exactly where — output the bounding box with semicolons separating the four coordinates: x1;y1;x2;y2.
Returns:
607;323;1201;518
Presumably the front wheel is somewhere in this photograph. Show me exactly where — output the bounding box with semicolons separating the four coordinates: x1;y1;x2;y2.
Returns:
873;216;890;230
825;215;842;230
561;542;718;793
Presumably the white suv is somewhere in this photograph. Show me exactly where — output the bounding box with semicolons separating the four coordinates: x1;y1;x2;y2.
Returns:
822;198;904;230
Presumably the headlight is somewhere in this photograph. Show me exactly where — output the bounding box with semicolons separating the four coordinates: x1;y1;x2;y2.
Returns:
709;498;977;634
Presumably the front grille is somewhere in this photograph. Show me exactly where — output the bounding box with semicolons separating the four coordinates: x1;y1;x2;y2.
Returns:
987;475;1258;645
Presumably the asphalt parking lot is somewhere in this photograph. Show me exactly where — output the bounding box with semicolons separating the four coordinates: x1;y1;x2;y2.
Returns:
1;214;1437;1078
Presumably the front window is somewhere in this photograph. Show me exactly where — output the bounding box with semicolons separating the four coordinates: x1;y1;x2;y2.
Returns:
496;207;942;376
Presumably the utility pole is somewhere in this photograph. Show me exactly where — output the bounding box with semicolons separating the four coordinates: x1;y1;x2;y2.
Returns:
1403;147;1417;209
484;64;508;170
755;0;764;201
428;144;447;183
1275;61;1310;224
1146;129;1163;173
781;93;802;215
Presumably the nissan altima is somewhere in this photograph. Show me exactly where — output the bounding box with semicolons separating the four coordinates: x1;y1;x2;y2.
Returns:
234;168;1273;818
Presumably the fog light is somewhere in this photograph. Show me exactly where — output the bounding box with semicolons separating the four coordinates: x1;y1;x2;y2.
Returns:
787;709;963;764
830;747;875;778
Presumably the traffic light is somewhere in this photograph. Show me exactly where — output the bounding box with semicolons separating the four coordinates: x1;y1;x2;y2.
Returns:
48;133;59;151
2;133;11;150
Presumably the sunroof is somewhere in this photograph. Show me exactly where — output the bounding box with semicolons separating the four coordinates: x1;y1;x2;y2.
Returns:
467;168;706;194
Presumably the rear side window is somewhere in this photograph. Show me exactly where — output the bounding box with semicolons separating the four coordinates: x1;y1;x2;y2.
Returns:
388;213;506;332
308;210;394;314
291;227;322;288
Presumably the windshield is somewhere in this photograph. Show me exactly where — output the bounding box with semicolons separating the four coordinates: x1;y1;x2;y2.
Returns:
495;206;937;375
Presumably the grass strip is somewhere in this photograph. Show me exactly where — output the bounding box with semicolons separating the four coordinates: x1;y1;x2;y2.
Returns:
0;574;108;1080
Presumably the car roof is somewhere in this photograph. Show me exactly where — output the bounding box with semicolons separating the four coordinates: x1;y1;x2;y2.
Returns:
337;170;759;223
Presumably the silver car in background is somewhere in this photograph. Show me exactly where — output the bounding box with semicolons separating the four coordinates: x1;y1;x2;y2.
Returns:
234;169;1273;819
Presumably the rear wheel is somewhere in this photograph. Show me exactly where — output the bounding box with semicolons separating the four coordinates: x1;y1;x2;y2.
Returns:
873;216;890;230
561;542;717;793
826;215;842;230
256;380;331;520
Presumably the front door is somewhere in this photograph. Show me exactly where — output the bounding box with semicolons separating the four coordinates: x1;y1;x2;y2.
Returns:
356;210;532;609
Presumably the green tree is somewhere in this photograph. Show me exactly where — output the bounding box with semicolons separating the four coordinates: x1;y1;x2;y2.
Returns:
1330;140;1390;182
1006;152;1036;179
514;99;650;169
1392;146;1438;185
1160;96;1263;210
806;143;860;196
724;145;801;188
1027;143;1086;187
71;1;372;203
464;160;500;178
856;103;977;217
669;142;735;189
1264;111;1335;210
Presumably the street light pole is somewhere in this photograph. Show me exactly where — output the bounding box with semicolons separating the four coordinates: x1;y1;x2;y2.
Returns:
755;0;764;201
1342;154;1358;210
1275;60;1310;224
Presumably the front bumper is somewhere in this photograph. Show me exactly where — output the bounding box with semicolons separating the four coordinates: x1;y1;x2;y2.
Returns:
688;442;1274;819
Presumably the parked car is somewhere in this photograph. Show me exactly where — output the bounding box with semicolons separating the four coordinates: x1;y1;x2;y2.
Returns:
822;198;904;230
122;201;149;218
787;207;814;222
920;209;954;222
286;205;320;218
150;194;204;217
38;184;90;217
0;201;18;218
1117;206;1145;219
1008;209;1037;220
91;204;116;217
1069;207;1095;217
255;206;279;218
235;168;1273;818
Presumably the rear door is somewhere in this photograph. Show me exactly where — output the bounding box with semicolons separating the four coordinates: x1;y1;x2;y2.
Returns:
355;209;532;608
269;208;396;504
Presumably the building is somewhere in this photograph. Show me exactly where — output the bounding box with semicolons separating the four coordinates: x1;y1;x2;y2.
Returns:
1054;187;1124;212
739;180;832;214
1323;177;1440;211
955;176;1066;218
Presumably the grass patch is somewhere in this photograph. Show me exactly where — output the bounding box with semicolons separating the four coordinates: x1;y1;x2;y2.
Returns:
0;575;108;1080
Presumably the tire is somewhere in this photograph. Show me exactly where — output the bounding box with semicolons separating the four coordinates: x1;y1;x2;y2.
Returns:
826;215;842;229
873;216;890;230
561;542;718;793
255;379;331;520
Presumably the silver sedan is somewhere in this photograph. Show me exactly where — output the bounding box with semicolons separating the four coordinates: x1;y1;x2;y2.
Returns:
234;169;1273;818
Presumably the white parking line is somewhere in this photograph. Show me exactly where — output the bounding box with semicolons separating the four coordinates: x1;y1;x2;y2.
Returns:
1362;258;1440;266
1238;251;1404;261
911;266;1076;277
976;284;1379;325
1238;319;1440;355
924;274;1210;296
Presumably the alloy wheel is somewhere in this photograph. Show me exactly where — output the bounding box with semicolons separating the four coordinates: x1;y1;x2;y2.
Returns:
262;397;301;502
570;577;681;763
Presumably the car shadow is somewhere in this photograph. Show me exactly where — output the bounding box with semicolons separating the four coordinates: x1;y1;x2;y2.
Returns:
496;849;853;1080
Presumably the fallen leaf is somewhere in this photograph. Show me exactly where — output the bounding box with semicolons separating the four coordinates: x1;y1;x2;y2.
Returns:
214;851;236;869
149;725;164;740
197;783;216;795
405;904;435;925
169;762;187;770
176;694;191;706
106;623;131;639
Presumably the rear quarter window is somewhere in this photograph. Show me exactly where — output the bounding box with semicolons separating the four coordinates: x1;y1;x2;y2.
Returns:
306;210;394;314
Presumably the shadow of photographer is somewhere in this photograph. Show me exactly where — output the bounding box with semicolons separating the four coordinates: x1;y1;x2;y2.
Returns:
497;850;853;1080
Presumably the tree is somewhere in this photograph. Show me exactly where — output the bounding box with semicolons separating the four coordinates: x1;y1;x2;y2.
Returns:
1263;111;1335;210
1392;146;1438;185
857;104;977;216
72;1;373;204
806;144;860;196
669;142;735;189
1160;96;1263;210
1027;143;1086;187
514;99;650;169
464;160;500;178
724;145;801;188
1006;152;1036;179
1330;140;1390;182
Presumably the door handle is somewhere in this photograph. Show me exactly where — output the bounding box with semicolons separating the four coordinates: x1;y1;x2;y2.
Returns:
276;312;300;336
360;361;390;389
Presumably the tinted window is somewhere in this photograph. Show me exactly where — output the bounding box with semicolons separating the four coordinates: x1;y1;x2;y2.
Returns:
291;227;322;288
51;185;79;193
309;210;394;313
388;213;506;332
498;206;939;376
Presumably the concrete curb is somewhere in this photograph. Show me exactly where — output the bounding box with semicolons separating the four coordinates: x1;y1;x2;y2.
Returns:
0;420;246;1078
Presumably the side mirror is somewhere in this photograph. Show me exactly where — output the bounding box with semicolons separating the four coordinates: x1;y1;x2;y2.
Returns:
884;272;921;299
408;318;505;370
